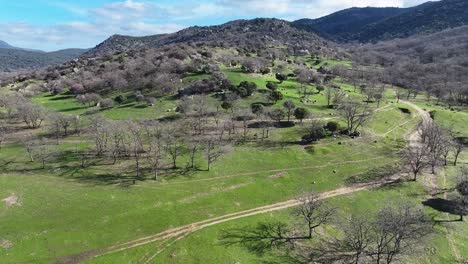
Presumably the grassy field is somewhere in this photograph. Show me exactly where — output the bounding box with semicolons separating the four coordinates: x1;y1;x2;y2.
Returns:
2;63;467;263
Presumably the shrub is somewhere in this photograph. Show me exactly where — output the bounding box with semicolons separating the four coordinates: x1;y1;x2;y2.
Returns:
294;108;309;122
302;126;325;143
269;90;283;104
325;121;339;132
231;81;257;98
221;101;233;111
251;103;264;116
115;95;127;105
100;98;114;109
70;83;85;95
275;73;288;83
135;92;145;103
260;67;271;75
266;82;278;91
146;97;156;106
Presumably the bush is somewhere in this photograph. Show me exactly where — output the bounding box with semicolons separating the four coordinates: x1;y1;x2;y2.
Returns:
135;92;145;103
325;121;339;132
251;103;264;116
269;90;283;104
294;108;309;122
115;95;127;104
266;82;278;91
221;101;233;111
100;98;114;109
231;81;257;98
70;83;85;95
275;73;288;83
260;67;271;75
146;97;156;106
302;126;325;143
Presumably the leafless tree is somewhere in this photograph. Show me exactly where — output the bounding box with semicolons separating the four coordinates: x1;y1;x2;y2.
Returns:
456;167;468;221
0;122;6;150
89;116;110;156
403;146;429;181
295;67;314;97
337;100;372;135
219;191;334;256
204;135;229;171
292;192;335;240
453;140;464;166
283;100;296;122
17;102;46;129
187;138;200;169
31;138;58;169
164;126;184;169
127;121;145;177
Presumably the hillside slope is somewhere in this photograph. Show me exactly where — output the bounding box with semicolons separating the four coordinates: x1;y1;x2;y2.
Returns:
293;7;408;41
0;48;87;71
295;0;468;43
86;18;333;56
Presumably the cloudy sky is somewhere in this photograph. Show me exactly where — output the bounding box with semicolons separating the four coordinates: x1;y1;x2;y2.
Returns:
0;0;434;51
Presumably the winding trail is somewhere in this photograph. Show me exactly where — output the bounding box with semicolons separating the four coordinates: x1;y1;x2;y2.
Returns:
60;101;428;264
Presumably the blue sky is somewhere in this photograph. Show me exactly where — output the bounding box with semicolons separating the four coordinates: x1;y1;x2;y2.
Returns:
0;0;433;51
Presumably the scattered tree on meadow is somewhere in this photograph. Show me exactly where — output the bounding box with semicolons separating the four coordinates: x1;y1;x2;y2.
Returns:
456;167;468;221
283;100;296;122
337;100;372;135
403;146;429;181
17;102;46;129
269;90;283;104
0;123;6;150
268;108;285;125
294;107;309;123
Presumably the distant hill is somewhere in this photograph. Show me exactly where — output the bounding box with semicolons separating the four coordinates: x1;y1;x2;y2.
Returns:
0;48;88;71
0;40;15;49
85;18;333;56
294;0;468;43
293;7;408;41
0;40;44;52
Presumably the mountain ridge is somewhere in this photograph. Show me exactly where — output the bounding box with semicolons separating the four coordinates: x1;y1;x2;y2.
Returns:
84;18;333;57
293;0;468;43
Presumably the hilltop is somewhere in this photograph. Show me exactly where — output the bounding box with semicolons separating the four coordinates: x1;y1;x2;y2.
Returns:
295;0;468;43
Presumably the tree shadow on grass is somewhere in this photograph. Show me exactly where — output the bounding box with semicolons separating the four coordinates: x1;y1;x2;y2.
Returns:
59;106;88;113
422;198;466;221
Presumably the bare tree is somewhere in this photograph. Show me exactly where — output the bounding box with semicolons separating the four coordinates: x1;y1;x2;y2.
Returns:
187;138;200;169
453;139;464;166
219;191;334;256
292;192;335;240
17;102;46;129
337;100;372;135
127;122;145;177
164;126;184;169
283;100;296;122
456;167;468;221
331;205;432;264
89;116;110;156
204;136;228;171
403;146;429;181
0;123;6;150
31;138;58;169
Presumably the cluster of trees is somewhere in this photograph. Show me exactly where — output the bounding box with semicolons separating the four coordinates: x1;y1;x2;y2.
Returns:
0;94;47;129
221;192;433;263
405;120;465;181
348;26;468;107
86;116;229;178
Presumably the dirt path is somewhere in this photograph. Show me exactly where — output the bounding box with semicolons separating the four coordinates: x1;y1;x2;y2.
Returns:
60;101;428;263
403;101;462;260
84;176;402;264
